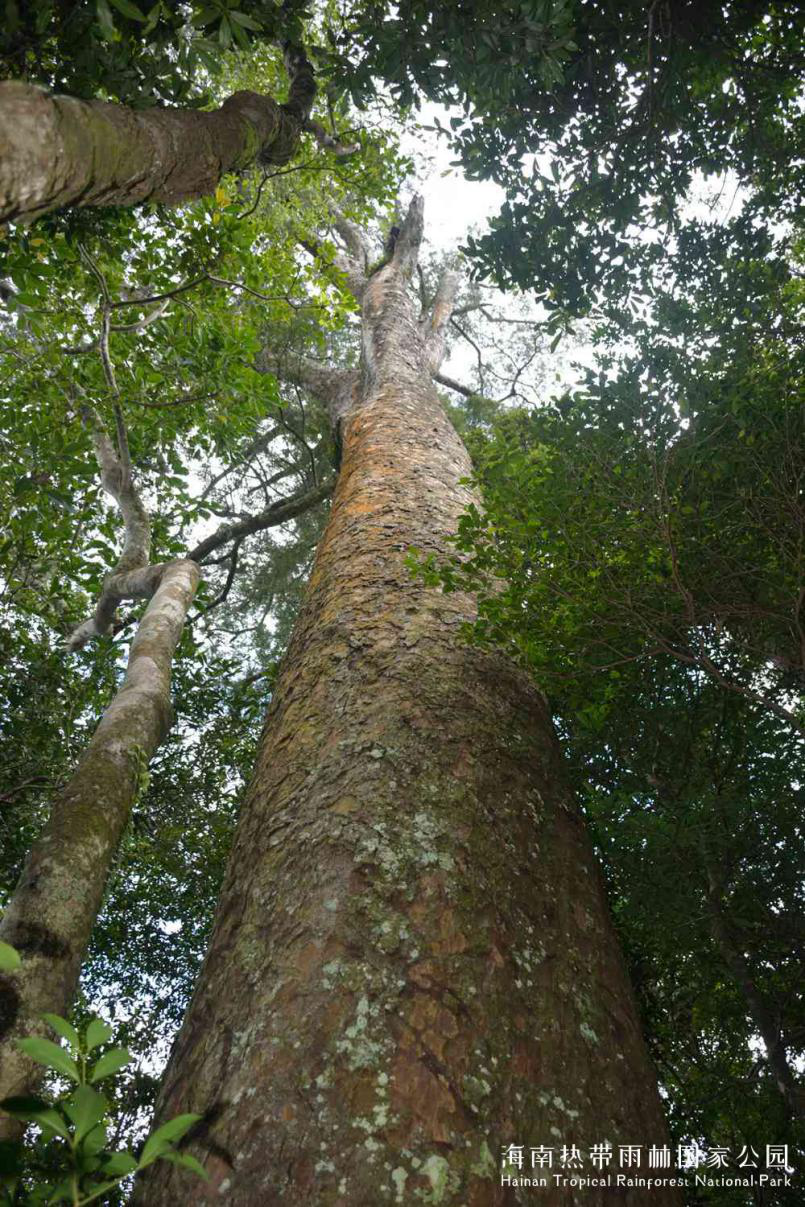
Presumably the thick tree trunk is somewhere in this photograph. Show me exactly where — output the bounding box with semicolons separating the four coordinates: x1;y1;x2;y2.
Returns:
138;204;679;1205
0;559;198;1120
0;47;315;224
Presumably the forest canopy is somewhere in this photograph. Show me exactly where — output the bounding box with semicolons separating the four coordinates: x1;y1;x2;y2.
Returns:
0;2;802;1204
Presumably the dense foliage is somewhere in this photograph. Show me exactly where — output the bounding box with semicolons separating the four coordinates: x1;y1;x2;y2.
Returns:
0;964;205;1207
0;0;310;105
1;0;803;1202
429;235;804;734
334;0;804;311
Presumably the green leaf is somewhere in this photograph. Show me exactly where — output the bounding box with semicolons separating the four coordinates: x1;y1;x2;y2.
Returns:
231;18;250;49
95;0;117;40
162;1149;210;1178
16;1037;80;1083
0;1097;70;1140
101;1151;138;1176
192;5;219;25
139;1113;201;1166
44;1176;74;1201
64;1086;107;1141
81;1122;109;1157
0;942;20;972
0;1137;23;1180
89;1047;131;1083
0;1095;51;1117
84;1019;113;1053
42;1014;79;1053
109;0;147;20
229;11;262;30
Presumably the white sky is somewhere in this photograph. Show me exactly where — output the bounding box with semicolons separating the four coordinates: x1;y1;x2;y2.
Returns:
400;104;597;398
401;103;506;249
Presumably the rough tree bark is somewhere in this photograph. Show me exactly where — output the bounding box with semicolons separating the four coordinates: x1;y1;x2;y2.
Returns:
138;199;681;1205
0;396;202;1119
0;45;316;224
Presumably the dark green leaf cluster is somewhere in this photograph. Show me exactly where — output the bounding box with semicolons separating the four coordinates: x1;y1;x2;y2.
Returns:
333;1;804;311
0;0;310;107
429;222;804;734
574;674;804;1200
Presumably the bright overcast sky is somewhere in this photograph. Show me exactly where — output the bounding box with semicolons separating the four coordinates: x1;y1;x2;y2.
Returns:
401;104;598;398
402;103;505;250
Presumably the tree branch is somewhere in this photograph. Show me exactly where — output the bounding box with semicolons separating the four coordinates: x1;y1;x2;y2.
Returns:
330;204;370;269
67;404;152;650
193;539;243;620
188;479;333;564
304;119;361;158
0;39;318;224
424;263;461;371
300;231;367;300
434;372;474;398
200;425;283;501
256;345;355;411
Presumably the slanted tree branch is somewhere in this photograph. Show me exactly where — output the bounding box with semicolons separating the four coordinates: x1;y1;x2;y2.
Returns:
330;204;370;269
304;119;361;158
0;556;200;1113
256;345;357;420
434;371;474;397
200;425;283;501
193;539;244;620
188;478;334;564
300;232;368;301
111;298;172;334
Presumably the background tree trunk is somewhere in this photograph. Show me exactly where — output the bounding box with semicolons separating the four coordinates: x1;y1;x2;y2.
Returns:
0;559;198;1120
138;203;679;1205
705;870;802;1121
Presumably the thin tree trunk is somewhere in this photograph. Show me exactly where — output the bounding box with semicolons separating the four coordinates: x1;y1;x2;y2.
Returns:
0;559;199;1120
706;878;802;1121
0;46;315;224
138;202;680;1205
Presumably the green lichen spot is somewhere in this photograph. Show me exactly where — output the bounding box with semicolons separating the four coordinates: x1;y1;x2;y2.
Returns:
470;1140;496;1180
421;1154;450;1202
391;1166;408;1201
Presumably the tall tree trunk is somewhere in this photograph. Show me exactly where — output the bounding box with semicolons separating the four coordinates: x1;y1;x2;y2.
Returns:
0;559;198;1121
0;46;315;224
138;201;680;1205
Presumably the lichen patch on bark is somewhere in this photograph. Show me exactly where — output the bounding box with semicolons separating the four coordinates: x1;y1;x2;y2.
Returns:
136;207;679;1205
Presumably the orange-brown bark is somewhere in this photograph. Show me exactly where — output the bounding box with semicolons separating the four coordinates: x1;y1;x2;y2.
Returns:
138;203;680;1205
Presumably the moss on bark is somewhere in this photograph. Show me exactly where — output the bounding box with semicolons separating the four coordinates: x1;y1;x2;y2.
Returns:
137;256;680;1204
